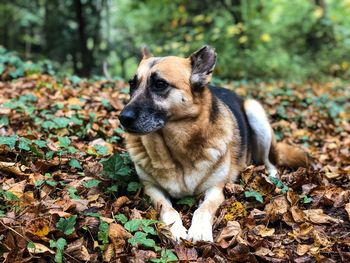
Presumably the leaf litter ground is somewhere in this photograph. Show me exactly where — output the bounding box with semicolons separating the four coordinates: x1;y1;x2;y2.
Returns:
0;72;349;262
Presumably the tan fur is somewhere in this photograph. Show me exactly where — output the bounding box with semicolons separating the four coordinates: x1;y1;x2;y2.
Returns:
270;138;309;168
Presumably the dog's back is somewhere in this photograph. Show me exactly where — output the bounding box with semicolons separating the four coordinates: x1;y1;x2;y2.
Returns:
209;85;252;163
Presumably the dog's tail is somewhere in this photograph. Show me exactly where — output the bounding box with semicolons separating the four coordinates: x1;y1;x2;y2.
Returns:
244;99;308;174
269;136;308;168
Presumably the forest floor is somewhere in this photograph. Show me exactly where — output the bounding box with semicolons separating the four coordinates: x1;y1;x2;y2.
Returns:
0;69;349;262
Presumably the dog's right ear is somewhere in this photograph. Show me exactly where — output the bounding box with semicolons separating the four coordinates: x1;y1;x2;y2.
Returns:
189;45;216;91
141;46;153;59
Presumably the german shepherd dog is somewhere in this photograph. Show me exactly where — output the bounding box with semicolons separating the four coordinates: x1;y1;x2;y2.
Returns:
119;46;308;242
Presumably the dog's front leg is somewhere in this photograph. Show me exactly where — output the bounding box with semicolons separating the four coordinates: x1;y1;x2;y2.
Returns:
144;183;187;242
187;186;224;242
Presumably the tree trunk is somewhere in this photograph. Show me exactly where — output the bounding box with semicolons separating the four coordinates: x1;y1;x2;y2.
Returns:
74;0;92;77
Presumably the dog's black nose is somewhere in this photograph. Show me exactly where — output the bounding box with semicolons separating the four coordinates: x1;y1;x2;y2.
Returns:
119;108;137;127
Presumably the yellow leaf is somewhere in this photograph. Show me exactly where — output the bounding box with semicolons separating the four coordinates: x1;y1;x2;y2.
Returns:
224;201;247;221
313;7;324;19
341;61;349;71
260;33;271;42
238;35;248;44
34;225;50;237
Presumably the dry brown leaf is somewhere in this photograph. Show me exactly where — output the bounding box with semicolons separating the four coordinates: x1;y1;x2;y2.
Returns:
109;223;132;254
313;227;333;247
0;162;33;177
290;206;306;223
130;248;157;263
27;243;54;254
296;244;311;256
291;223;314;240
254;225;275;237
6;180;26;198
65;238;91;261
345;203;350;219
224;183;244;195
303;209;343;224
26;218;50;237
254;247;274;257
112;196;130;213
264;195;290;221
174;245;198;261
216;221;241;248
103;244;115;262
48;210;72;217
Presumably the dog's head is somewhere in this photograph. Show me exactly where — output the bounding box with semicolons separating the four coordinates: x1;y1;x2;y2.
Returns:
119;46;216;134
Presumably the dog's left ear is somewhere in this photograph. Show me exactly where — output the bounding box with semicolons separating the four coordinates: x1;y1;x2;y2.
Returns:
141;45;153;59
189;45;216;90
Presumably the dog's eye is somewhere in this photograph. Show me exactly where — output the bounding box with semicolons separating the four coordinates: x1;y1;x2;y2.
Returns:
154;79;168;91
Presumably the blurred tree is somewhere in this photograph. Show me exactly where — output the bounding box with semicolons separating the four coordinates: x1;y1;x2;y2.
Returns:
0;0;349;79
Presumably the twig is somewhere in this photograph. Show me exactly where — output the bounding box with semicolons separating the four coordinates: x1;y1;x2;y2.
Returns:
103;61;112;80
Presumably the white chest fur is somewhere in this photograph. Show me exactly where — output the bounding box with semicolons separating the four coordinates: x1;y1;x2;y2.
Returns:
132;143;230;198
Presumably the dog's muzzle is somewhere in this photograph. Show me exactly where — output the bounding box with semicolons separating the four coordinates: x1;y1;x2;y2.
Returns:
119;106;167;134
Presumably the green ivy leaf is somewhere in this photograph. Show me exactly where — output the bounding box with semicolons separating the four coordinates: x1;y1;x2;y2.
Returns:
301;195;313;204
58;136;71;148
176;196;196;206
18;137;31;151
56;215;77;235
94;145;108;155
269;176;289;193
82;179;101;188
34;140;47;148
68;159;82;169
53;117;71;128
101;153;132;180
125;219;142;232
115;213;128;225
1;190;20;201
127;181;141;192
70;75;81;85
27;241;35;250
0;116;9;126
67;187;80;200
151;249;178;263
98;220;109;245
244;190;264;203
128;231;156;248
49;238;67;263
46;180;58;187
0;135;17;149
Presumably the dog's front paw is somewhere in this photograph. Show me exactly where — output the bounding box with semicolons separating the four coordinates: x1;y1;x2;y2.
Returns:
187;213;213;242
169;222;188;242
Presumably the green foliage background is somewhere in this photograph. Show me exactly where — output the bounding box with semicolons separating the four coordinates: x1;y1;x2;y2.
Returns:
1;0;350;80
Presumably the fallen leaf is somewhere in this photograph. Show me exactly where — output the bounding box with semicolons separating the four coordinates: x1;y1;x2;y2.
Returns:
109;223;132;254
264;195;289;221
27;242;55;254
345;203;350;219
65;238;91;261
174;245;198;261
303;209;343;224
254;225;275;237
290;206;306;223
296;244;311;256
216;221;241;248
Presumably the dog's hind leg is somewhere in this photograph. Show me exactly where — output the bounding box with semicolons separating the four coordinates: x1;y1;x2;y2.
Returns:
244;99;278;177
